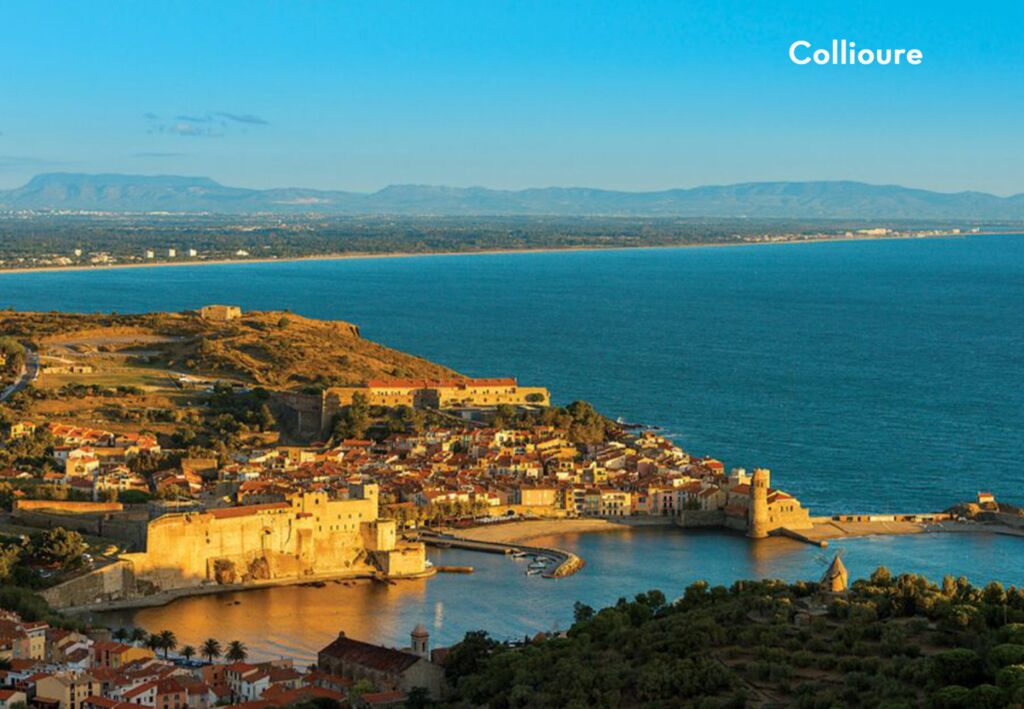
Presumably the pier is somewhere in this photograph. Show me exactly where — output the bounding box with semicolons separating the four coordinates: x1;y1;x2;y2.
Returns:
411;530;584;578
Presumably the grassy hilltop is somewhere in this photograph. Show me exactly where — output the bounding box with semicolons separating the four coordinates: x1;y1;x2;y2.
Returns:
0;308;457;389
0;308;458;443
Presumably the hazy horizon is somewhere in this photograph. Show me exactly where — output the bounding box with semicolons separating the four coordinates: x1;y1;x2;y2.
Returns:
6;171;1024;197
1;1;1022;195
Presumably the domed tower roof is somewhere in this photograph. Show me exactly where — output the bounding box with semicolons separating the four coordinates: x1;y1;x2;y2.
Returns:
411;623;429;637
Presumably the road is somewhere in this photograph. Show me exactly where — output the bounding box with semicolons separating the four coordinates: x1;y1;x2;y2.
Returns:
0;348;39;402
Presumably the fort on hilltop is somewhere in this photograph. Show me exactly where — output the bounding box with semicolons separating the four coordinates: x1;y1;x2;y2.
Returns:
325;376;549;414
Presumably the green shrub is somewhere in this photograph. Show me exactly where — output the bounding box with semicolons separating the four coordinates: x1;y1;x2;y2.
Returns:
928;685;970;709
987;643;1024;673
966;684;1005;709
996;664;1024;693
930;649;983;687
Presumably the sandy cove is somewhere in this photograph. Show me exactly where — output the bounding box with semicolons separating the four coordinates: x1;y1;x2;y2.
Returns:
451;516;674;545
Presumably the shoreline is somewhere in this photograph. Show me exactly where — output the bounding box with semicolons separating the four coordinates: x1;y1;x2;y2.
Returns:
452;515;1024;550
61;566;437;615
0;231;988;277
452;516;674;545
75;517;1022;615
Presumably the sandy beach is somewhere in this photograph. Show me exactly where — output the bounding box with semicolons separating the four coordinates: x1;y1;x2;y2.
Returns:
793;518;1024;544
454;515;1024;548
453;516;673;544
0;231;975;277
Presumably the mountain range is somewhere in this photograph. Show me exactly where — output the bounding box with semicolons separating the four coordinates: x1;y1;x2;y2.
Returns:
1;173;1023;219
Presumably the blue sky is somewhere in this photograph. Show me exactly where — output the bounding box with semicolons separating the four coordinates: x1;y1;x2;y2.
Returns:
1;1;1022;194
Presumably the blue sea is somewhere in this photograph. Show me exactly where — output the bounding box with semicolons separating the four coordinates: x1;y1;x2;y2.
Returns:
3;234;1021;514
8;233;1023;657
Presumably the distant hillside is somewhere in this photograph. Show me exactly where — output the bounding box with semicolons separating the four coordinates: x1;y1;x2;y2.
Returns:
0;309;458;389
3;173;1023;219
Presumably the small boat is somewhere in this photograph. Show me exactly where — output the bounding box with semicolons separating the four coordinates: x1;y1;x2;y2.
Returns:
528;561;547;571
526;567;542;576
510;551;528;560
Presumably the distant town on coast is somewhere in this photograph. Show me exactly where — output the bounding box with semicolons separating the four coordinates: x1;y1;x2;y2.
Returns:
0;174;1018;275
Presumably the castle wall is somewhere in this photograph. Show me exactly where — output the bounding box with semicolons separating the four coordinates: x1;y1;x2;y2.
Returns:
14;500;123;513
326;381;551;410
376;543;427;577
12;509;148;550
116;489;421;594
124;495;381;590
272;391;327;438
42;560;137;608
675;510;726;528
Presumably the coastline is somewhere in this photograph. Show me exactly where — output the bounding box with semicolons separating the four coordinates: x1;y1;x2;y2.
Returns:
0;231;981;277
452;515;1024;549
799;517;1024;543
452;516;673;545
71;517;1023;615
61;565;437;615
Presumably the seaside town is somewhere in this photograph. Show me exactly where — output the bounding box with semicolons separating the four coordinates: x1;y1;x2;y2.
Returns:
0;310;822;706
0;306;1019;707
0;225;978;272
0;604;447;708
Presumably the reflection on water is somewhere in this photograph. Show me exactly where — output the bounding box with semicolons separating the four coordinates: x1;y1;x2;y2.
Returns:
89;528;1024;663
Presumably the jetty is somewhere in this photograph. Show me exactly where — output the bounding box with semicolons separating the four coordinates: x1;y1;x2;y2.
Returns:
411;531;584;579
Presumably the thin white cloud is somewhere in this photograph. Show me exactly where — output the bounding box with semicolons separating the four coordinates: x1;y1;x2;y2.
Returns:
144;110;268;137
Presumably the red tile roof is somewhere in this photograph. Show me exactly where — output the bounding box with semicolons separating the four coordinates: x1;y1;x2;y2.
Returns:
318;633;422;674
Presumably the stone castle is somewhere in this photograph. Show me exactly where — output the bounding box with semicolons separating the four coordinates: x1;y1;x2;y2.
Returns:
122;484;426;589
41;485;428;609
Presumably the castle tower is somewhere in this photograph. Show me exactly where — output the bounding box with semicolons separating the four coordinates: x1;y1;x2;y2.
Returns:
410;623;429;659
747;468;770;539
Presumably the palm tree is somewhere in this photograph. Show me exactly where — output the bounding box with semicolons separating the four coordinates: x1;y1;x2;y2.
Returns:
225;640;248;662
201;638;222;663
112;627;128;642
181;645;196;662
157;630;177;659
129;627;148;645
145;634;162;654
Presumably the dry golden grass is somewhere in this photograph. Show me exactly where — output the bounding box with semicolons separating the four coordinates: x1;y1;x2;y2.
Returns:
1;308;459;389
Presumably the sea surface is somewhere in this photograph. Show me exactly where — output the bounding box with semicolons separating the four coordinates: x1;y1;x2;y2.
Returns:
89;528;1023;663
2;234;1022;656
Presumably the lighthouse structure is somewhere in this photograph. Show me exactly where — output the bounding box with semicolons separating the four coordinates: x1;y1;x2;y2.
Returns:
747;468;770;539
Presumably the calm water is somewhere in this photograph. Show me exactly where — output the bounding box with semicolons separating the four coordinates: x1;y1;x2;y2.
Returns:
90;528;1023;663
2;235;1021;513
2;235;1023;654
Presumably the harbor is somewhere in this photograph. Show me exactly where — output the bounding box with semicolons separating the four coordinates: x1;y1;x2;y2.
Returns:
411;530;584;578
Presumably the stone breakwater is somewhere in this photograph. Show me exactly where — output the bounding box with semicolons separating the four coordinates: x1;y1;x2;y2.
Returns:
412;530;586;578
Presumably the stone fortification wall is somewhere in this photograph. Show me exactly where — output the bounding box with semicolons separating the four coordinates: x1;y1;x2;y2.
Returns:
675;509;727;528
120;489;422;593
41;561;137;608
14;500;123;513
42;489;427;607
12;509;146;549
